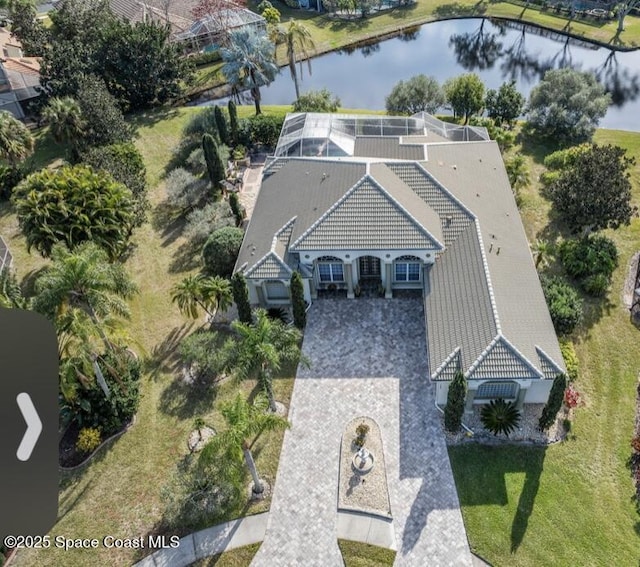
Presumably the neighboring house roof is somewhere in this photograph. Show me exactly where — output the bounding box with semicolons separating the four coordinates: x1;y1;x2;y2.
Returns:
0;28;40;118
105;0;265;40
242;112;565;383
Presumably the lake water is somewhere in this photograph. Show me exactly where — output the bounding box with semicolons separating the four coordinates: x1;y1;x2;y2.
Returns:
198;18;640;131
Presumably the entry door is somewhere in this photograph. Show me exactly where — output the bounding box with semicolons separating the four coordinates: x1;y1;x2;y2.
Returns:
359;256;381;279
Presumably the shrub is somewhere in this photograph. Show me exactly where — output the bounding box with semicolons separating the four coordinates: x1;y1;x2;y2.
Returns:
291;271;306;330
231;272;252;324
559;339;578;382
247;114;285;148
0;164;27;200
186;147;206;175
444;371;467;432
214;105;229;145
582;273;610;297
81;142;148;227
179;330;227;382
293;89;341;113
74;349;141;436
558;236;618;280
165;167;209;211
183;107;218;138
563;384;580;409
229;192;244;226
541;275;583;335
202;133;226;193
228;100;239;145
202;227;244;277
480;399;521;436
539;373;567;430
184;201;235;248
76;427;102;454
543;144;591;171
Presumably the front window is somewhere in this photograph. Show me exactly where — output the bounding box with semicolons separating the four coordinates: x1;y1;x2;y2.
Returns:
264;280;289;300
475;381;519;400
317;256;344;283
394;256;421;282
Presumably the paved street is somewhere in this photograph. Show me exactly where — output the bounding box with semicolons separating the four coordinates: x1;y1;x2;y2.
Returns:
252;298;472;566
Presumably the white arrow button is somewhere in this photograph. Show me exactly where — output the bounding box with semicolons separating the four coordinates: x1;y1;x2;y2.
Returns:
16;393;42;462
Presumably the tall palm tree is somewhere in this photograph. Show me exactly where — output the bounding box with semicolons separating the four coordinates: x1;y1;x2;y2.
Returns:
33;242;138;351
171;274;232;321
221;28;279;115
229;308;309;412
42;96;85;147
0;110;34;166
283;20;316;101
200;393;289;494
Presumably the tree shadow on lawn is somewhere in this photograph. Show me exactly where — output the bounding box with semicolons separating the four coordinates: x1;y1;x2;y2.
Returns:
129;107;181;134
158;373;219;421
152;201;188;248
448;444;546;553
169;240;202;274
146;323;195;380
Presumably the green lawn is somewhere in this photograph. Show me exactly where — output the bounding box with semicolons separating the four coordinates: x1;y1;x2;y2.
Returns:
5;107;295;567
338;539;397;566
448;129;640;566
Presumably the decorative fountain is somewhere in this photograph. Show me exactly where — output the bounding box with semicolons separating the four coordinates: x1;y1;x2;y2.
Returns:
352;446;374;474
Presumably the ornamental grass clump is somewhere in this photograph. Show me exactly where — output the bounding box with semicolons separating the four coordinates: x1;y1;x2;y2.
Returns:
480;399;521;437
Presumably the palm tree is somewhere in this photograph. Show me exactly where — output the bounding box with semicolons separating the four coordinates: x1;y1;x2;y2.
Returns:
283;20;316;101
480;399;521;436
42;96;85;147
229;308;309;412
200;393;289;494
33;242;138;351
0;110;34;166
505;154;531;190
221;28;279;115
171;274;232;321
532;239;553;270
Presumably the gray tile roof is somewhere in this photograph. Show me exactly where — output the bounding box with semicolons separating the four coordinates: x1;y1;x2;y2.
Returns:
466;335;543;380
423;142;565;378
235;159;367;273
239;113;565;385
353;137;425;160
425;222;498;378
291;175;442;251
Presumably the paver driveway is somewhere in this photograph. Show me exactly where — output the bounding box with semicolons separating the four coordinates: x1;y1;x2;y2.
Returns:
252;298;472;567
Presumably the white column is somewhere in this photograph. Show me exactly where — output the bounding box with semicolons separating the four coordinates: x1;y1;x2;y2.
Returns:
345;263;354;299
384;262;392;299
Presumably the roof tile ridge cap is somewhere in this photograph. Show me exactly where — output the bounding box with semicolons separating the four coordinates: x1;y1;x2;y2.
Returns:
413;161;476;221
273;216;297;240
367;170;444;250
465;334;501;378
244;250;273;277
431;346;461;379
535;345;565;375
473;219;501;335
289;175;368;250
498;334;545;379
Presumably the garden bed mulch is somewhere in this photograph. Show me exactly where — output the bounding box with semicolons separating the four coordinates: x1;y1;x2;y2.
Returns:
445;403;569;445
59;419;134;470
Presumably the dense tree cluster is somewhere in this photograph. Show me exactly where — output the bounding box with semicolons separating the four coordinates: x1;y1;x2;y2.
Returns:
385;75;445;115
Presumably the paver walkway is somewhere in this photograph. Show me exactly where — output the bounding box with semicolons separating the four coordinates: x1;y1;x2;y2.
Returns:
252;298;472;566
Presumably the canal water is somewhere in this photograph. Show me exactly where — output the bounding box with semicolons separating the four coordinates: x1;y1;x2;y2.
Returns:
197;18;640;131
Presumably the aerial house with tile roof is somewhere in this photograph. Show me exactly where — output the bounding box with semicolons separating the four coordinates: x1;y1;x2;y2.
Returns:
235;112;566;408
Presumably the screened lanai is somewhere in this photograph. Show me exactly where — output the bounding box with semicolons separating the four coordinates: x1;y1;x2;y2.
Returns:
274;112;490;158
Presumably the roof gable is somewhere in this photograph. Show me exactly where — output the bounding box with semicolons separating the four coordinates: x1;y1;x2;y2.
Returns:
466;335;543;380
244;252;292;279
291;175;443;252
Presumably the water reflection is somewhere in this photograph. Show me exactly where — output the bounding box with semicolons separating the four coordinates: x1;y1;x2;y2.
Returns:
199;18;640;130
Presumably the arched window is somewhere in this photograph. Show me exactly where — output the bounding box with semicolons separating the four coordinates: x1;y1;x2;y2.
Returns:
264;280;289;300
394;255;421;282
316;256;344;283
475;381;519;401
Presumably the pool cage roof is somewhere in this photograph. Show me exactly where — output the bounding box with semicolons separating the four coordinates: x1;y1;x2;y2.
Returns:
274;112;490;158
